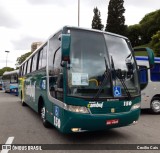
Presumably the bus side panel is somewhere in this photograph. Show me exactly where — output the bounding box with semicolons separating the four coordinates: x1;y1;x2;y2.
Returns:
35;68;52;114
141;81;160;109
34;68;54;124
137;59;160;109
23;68;53;124
24;72;38;111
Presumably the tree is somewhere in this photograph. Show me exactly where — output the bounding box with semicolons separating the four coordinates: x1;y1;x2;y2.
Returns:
0;67;14;76
105;0;127;36
127;24;142;47
140;10;160;44
150;31;160;57
92;7;104;30
16;51;32;67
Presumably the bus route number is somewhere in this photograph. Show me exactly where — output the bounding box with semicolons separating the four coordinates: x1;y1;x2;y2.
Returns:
54;116;61;128
124;101;132;106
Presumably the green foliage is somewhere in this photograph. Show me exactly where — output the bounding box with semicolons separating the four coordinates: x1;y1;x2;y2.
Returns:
127;24;142;47
150;31;160;56
16;51;32;67
140;10;160;44
92;7;104;30
0;67;14;76
105;0;127;36
135;43;151;48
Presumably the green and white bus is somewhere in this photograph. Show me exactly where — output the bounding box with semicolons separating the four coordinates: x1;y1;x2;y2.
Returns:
18;26;154;133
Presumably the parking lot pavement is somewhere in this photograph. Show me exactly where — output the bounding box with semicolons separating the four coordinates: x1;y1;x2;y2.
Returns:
0;91;160;153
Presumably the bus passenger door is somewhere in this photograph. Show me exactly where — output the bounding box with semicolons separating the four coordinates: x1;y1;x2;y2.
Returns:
50;48;63;101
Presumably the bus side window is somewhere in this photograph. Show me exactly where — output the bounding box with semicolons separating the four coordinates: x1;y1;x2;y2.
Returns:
21;65;24;76
57;73;63;89
41;46;47;68
150;63;160;81
23;63;27;76
11;75;17;83
19;67;22;77
27;59;31;74
38;49;43;69
31;54;38;72
138;65;148;90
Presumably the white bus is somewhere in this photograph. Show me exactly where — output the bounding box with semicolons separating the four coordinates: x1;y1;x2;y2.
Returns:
136;56;160;114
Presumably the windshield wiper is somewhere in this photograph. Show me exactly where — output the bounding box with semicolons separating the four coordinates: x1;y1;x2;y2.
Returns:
111;56;132;100
93;57;110;100
116;69;132;100
125;53;134;78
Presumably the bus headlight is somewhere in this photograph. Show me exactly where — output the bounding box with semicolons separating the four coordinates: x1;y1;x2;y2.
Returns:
67;105;89;114
131;103;141;110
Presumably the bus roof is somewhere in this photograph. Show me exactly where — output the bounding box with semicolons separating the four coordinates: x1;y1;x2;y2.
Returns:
3;69;19;76
19;26;129;67
65;26;128;39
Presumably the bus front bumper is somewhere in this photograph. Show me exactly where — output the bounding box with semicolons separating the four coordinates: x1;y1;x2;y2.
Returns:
60;109;140;133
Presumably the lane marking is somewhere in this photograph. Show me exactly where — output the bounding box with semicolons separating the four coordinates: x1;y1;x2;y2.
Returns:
1;137;14;153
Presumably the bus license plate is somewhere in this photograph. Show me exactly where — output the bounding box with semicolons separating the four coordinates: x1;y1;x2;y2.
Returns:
106;119;119;125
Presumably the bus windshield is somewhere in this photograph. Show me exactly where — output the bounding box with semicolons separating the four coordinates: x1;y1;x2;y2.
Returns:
104;34;140;97
67;29;140;98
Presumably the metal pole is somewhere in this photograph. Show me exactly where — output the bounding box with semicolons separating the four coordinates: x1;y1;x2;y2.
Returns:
78;0;80;27
5;51;10;67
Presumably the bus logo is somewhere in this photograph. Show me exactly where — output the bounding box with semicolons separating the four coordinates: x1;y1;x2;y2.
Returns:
87;102;104;108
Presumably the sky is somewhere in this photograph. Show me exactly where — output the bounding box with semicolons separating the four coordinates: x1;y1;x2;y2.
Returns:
0;0;160;69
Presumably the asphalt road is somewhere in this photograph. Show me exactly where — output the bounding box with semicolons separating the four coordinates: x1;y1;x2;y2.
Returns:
0;91;160;153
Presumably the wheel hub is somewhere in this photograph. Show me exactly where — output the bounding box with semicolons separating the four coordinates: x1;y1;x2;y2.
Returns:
41;107;45;119
151;100;160;112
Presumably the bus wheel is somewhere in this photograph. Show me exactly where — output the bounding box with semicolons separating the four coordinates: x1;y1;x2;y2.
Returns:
150;98;160;114
21;93;26;106
41;106;51;128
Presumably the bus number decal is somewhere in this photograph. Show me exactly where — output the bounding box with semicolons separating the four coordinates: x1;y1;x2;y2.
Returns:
54;116;61;128
124;101;132;106
54;106;61;128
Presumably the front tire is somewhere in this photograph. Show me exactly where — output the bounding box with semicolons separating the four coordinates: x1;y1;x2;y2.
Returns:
150;98;160;114
21;92;26;106
41;105;51;128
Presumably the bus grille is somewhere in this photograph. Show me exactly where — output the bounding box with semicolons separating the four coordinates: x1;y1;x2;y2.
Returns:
90;107;129;114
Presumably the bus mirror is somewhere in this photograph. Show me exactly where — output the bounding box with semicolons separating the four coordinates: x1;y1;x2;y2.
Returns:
61;34;71;62
134;47;154;68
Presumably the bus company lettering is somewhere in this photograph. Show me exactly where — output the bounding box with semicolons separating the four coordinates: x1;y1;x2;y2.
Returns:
87;102;104;108
26;81;36;101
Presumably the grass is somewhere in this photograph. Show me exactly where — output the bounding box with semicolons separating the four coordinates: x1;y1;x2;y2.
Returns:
133;43;152;56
